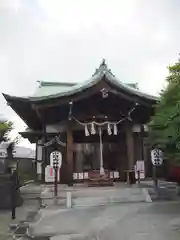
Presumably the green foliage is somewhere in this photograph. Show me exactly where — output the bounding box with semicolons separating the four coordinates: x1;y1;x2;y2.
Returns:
149;58;180;161
0;120;20;158
0;121;13;142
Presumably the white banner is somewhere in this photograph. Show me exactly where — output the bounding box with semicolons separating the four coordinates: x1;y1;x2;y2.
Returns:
135;160;145;179
45;165;60;182
136;160;145;172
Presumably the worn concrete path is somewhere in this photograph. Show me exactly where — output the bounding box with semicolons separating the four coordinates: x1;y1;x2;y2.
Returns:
0;200;39;240
29;201;180;240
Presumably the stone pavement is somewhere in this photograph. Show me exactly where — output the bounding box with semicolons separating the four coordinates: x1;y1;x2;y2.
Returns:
6;181;179;239
0;200;39;240
0;183;46;240
0;211;14;240
29;201;180;240
140;180;179;201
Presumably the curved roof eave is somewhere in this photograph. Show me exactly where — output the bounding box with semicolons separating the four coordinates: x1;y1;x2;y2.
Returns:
105;72;159;102
29;71;159;103
2;64;159;103
29;71;104;102
2;72;103;103
2;93;30;102
2;93;42;129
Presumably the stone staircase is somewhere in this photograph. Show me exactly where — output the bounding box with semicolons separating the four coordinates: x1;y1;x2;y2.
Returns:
41;185;150;208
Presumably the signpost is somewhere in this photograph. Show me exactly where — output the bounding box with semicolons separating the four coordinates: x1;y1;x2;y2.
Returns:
50;151;62;198
151;148;163;194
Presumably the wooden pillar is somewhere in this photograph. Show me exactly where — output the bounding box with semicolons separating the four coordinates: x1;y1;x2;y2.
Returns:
66;125;73;186
126;124;134;171
41;136;46;182
35;138;38;181
36;138;43;182
140;125;145;161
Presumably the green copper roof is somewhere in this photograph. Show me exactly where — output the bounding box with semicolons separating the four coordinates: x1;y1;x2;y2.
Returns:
33;81;77;97
33;80;139;98
2;60;158;102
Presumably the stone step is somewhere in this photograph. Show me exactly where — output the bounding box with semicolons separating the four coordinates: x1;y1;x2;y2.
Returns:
41;188;149;207
148;187;179;201
72;195;146;208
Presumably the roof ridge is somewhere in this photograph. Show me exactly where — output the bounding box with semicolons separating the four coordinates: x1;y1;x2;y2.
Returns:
37;81;77;87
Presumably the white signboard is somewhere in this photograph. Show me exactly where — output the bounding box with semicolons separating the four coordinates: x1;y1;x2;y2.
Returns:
45;165;60;182
151;149;163;166
135;160;145;179
50;151;62;168
135;171;145;179
136;160;145;172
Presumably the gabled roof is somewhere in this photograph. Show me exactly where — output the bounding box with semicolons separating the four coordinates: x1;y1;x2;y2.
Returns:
2;59;158;103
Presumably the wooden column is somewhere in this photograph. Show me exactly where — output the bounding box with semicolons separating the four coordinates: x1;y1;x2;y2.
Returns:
66;125;74;186
41;136;46;182
140;125;145;161
35;138;38;181
126;124;134;171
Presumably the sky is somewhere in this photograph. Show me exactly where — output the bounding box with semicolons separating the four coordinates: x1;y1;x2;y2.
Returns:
0;0;180;147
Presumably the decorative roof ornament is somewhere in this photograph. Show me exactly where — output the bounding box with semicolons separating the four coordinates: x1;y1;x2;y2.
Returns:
99;59;107;70
92;59;114;76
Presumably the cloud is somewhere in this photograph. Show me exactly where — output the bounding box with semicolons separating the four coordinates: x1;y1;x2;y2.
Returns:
0;0;180;146
0;0;21;11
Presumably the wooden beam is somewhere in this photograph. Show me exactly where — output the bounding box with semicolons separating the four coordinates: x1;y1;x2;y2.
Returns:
33;107;43;121
110;89;151;107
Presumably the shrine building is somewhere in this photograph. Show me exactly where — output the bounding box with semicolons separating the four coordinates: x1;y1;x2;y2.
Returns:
2;60;158;185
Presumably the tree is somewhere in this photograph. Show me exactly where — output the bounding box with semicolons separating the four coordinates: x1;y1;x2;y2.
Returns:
0;120;20;158
148;58;180;162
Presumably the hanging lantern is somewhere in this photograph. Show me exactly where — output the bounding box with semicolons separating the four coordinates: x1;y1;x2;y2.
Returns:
85;125;90;136
91;122;96;135
113;124;118;135
107;123;112;135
